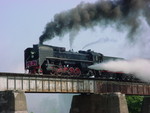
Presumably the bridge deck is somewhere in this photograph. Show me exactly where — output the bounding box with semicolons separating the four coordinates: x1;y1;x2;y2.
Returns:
0;72;150;95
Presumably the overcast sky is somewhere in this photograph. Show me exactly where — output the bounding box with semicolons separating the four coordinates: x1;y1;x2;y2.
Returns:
0;0;150;113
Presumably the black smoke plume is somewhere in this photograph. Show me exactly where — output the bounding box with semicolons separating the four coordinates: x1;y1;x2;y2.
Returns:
39;0;150;45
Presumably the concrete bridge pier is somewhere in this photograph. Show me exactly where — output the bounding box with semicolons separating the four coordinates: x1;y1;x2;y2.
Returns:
141;97;150;113
70;92;129;113
0;90;28;113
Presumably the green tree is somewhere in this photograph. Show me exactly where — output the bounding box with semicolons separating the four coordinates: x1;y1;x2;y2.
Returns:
126;96;143;113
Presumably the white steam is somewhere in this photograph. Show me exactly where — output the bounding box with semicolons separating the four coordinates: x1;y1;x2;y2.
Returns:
88;58;150;82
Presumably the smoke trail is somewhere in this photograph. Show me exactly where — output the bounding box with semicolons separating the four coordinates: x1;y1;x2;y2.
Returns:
39;0;150;46
88;58;150;82
82;37;116;49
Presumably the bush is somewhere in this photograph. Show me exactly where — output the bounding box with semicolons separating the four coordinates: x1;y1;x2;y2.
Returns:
126;96;144;113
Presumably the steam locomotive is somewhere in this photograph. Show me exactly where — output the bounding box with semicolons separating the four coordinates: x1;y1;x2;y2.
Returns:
24;44;138;81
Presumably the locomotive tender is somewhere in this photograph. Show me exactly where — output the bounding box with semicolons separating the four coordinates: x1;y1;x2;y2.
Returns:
24;44;136;81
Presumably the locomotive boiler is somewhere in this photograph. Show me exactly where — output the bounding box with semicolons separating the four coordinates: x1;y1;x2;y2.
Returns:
24;44;138;81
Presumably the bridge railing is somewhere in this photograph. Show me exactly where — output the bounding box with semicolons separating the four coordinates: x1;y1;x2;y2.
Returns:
0;72;150;95
0;73;95;93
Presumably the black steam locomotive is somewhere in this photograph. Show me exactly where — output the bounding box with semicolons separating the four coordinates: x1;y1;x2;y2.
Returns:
24;44;138;81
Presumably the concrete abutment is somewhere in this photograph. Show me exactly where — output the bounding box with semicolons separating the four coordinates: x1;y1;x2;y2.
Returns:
141;96;150;113
0;90;28;113
70;92;129;113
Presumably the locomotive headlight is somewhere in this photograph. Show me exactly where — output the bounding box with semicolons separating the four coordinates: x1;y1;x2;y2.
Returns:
31;51;35;58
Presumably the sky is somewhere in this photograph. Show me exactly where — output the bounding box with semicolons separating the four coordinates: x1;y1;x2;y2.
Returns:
0;0;150;113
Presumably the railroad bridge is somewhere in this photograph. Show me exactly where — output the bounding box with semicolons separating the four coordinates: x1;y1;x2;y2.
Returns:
0;72;150;113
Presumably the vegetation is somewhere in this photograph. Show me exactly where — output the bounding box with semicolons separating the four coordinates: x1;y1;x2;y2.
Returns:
126;96;144;113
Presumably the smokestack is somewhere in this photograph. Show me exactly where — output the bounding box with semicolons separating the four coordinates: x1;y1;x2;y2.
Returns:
39;0;150;46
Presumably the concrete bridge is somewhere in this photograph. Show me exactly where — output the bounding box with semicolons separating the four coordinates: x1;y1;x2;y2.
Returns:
0;72;150;113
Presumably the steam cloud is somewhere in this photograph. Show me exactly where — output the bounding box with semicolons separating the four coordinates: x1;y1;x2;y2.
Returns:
39;0;150;46
88;58;150;82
